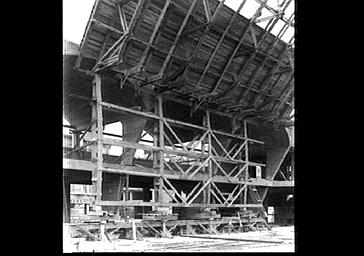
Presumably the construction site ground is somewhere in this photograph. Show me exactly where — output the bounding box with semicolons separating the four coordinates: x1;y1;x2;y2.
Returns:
64;225;295;252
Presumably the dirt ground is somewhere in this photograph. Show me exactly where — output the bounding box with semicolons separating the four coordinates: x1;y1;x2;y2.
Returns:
64;225;295;252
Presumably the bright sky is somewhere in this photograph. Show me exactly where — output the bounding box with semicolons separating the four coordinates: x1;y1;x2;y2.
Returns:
63;0;294;45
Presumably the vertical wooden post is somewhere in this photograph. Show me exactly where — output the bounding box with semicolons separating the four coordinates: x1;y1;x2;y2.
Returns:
243;120;249;210
91;78;98;198
63;174;71;223
116;174;124;215
206;110;212;204
152;98;159;206
131;219;137;241
291;152;294;181
73;130;81;158
125;174;130;201
162;220;171;238
158;96;164;205
201;115;207;204
93;73;104;202
100;220;107;241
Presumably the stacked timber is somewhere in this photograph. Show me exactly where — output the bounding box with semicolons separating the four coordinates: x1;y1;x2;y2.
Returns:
142;212;178;221
189;210;221;220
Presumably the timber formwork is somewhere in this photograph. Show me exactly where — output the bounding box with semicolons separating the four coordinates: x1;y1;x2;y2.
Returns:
64;84;277;208
63;0;295;240
68;217;268;241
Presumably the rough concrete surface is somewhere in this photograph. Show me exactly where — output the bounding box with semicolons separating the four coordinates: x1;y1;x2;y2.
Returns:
64;225;295;252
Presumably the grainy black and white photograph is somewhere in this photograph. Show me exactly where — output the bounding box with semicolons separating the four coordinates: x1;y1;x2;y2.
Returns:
63;0;295;252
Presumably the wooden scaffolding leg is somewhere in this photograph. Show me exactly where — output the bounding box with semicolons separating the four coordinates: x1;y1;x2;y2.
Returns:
63;174;70;223
91;73;104;203
132;219;137;241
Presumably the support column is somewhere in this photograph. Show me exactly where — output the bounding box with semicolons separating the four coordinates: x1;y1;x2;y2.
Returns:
100;221;107;241
291;152;295;181
161;220;172;238
73;130;81;159
63;173;71;223
206;110;212;204
125;174;130;201
157;96;164;206
131;219;137;241
91;73;104;202
228;219;232;234
243;120;249;210
152;98;159;207
201;121;207;204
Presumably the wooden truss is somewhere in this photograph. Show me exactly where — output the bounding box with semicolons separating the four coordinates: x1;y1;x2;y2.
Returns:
81;73;271;209
68;0;295;210
77;0;294;116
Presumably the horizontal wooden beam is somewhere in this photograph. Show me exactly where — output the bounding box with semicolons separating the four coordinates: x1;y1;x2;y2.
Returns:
69;218;254;230
181;234;283;244
63;158;294;187
95;200;263;208
101;101;264;144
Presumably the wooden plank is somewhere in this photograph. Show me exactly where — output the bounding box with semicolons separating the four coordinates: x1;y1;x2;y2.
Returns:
232;164;247;179
177;0;226;85
75;0;102;68
162;182;180;203
209;132;233;160
237;14;294;105
95;74;104;201
271;74;294;114
96;201;258;208
206;3;256;96
178;179;212;206
185;181;202;202
232;0;293;105
187;156;211;179
75;226;100;241
144;222;163;236
211;156;234;182
91;18;123;34
165;152;185;174
162;118;188;151
181;234;283;244
224;184;241;203
117;4;128;33
206;110;212;204
210;188;225;205
138;0;172;70
98;33;128;65
195;0;248;91
251;38;294;107
231;141;247;159
64;158;288;186
228;184;246;207
162;176;187;204
119;0;148;52
158;96;165;204
157;0;199;77
102;136;160;152
202;0;211;22
210;182;227;205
